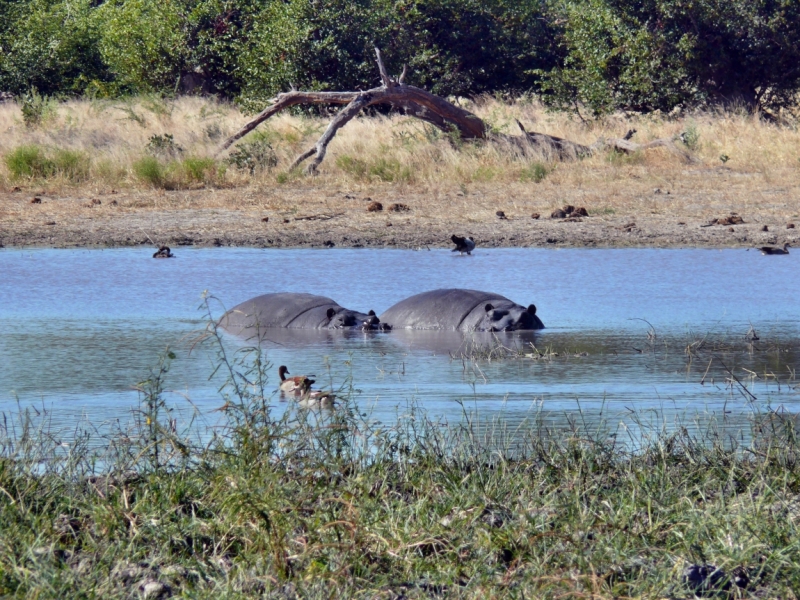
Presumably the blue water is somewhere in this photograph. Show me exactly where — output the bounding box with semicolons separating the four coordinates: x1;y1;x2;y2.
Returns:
1;247;798;436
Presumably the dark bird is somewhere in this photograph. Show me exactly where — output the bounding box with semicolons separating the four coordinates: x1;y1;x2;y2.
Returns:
759;243;791;255
451;235;475;255
153;246;174;258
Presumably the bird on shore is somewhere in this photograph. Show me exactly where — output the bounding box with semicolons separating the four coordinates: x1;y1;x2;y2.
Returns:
759;243;791;255
278;365;314;394
451;235;475;255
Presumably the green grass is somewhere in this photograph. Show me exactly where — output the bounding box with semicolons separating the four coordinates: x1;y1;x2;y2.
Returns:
4;145;90;181
132;155;165;187
1;309;799;598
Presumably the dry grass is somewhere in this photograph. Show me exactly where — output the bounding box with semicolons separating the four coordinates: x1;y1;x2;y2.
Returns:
1;95;799;191
1;95;799;248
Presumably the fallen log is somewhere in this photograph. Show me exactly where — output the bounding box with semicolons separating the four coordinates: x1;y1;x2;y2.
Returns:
217;48;698;172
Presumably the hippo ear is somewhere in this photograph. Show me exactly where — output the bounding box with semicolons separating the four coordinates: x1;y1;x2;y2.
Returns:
527;304;537;315
368;310;376;316
327;308;336;319
484;303;494;312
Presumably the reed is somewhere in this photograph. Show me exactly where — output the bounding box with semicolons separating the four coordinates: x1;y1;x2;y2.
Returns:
1;305;799;598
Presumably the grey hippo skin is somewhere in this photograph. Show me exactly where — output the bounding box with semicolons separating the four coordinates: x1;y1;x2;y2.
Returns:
222;292;387;331
379;289;544;331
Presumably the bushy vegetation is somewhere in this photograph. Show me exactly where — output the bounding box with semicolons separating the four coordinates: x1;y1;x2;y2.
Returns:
2;315;800;597
1;0;798;116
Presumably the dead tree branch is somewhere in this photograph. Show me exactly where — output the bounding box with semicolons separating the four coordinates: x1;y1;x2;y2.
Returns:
217;49;700;171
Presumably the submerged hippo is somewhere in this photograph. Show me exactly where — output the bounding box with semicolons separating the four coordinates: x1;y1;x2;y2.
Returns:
379;289;544;331
221;292;387;332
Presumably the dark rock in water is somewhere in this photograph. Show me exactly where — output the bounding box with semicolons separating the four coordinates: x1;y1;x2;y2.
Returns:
152;246;175;258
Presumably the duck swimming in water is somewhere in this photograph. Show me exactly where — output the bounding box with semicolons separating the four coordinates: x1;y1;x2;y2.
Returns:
278;365;314;394
759;242;791;255
294;377;336;409
451;235;475;255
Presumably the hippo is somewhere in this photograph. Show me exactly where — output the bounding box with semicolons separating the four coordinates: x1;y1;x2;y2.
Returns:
379;289;544;331
221;292;388;333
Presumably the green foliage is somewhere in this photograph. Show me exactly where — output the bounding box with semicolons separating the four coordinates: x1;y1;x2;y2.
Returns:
0;0;111;96
335;154;411;182
19;90;55;127
680;123;700;151
180;156;221;182
4;144;89;180
226;136;278;174
541;0;800;116
145;134;183;158
520;161;549;183
132;155;165;187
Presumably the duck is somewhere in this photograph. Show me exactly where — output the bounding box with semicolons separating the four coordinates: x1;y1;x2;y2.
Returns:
451;235;475;255
294;377;337;409
759;242;791;255
278;365;314;394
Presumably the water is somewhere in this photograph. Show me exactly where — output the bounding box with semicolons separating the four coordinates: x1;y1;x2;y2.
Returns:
1;247;798;439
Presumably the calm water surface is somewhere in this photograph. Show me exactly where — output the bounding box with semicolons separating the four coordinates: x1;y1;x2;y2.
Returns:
1;247;798;437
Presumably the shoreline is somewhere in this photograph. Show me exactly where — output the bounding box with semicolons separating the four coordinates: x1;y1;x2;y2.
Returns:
2;183;798;250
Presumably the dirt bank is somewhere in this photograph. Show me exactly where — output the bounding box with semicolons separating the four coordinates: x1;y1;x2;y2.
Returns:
1;168;798;250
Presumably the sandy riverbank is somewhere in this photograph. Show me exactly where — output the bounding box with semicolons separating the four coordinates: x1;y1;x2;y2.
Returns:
1;171;798;250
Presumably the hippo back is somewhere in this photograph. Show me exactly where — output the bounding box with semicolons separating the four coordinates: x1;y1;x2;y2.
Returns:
222;292;375;333
379;289;544;331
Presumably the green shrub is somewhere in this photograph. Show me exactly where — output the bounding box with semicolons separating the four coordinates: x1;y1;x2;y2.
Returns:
4;145;56;178
181;156;220;183
145;133;182;158
52;149;90;181
133;155;165;187
520;162;549;183
226;137;278;174
335;155;368;179
4;145;90;180
19;90;55;128
368;157;410;183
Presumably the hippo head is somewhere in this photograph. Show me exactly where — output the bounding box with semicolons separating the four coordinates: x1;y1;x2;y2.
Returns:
326;308;390;330
479;302;541;331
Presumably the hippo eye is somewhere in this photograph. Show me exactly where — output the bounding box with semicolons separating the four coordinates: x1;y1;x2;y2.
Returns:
327;308;336;319
484;303;494;312
527;304;537;315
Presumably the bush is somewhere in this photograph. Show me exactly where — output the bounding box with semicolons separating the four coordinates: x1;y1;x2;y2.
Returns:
52;149;90;181
180;156;221;183
226;136;278;174
19;90;55;128
132;156;165;187
4;145;56;178
4;145;90;181
520;162;548;183
540;0;800;116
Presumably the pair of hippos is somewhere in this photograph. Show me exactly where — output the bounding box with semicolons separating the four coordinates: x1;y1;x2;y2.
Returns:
222;289;544;334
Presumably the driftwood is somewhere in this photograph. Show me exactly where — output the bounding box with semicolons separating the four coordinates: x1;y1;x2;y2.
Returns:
218;49;698;172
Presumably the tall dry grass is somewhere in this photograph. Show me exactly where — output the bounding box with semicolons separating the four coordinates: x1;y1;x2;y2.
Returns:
0;95;798;195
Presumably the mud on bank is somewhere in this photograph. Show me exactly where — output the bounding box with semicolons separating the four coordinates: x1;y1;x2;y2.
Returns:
1;168;799;250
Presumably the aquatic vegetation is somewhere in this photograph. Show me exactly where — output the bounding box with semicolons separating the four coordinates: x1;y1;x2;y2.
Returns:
1;307;800;597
